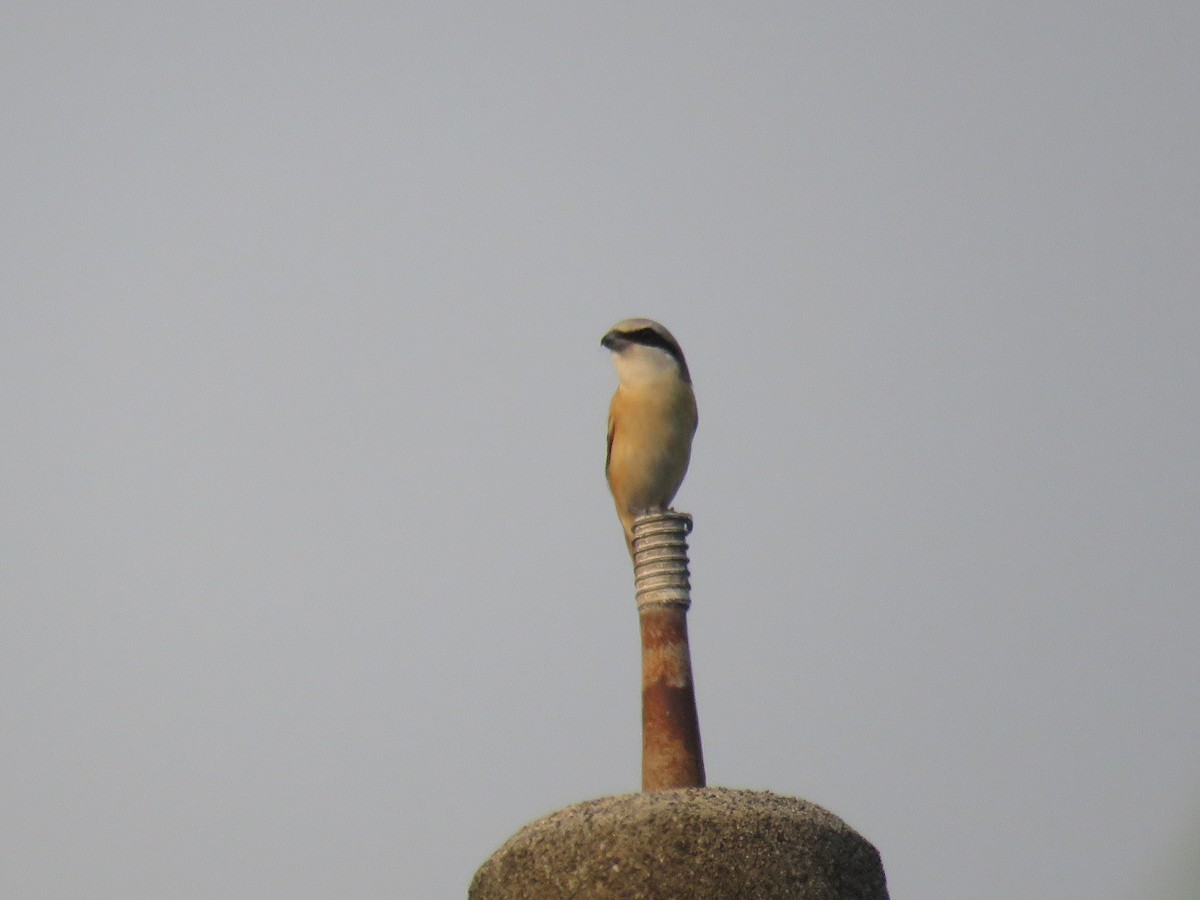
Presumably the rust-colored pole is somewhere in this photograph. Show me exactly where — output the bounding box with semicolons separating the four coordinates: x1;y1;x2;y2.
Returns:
632;511;705;791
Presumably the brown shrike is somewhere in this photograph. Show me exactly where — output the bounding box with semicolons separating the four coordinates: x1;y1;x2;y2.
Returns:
601;318;698;557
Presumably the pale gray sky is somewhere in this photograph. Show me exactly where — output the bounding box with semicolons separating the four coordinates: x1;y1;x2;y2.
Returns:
3;4;1198;898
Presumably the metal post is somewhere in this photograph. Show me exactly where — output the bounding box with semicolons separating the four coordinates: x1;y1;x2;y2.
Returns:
632;511;705;791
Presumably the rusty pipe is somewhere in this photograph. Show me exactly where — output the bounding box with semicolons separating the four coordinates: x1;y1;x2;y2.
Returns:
631;511;705;791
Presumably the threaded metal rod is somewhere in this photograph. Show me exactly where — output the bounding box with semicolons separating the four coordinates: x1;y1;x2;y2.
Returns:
632;511;705;791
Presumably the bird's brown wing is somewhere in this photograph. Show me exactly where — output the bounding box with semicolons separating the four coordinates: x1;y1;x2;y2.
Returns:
605;406;616;477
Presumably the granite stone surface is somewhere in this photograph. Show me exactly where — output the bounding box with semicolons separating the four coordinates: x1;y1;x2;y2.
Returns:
470;787;888;899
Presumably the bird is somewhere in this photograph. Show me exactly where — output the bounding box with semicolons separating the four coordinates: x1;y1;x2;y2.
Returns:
601;318;698;558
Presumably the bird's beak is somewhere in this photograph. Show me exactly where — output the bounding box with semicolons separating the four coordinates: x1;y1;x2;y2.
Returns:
601;330;620;350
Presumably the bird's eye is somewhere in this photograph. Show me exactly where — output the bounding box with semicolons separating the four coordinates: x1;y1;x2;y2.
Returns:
629;328;676;356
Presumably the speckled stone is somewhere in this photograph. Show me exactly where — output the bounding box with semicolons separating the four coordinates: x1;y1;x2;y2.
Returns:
469;787;888;899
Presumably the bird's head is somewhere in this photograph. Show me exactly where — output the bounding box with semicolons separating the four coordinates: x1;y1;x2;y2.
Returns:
601;318;692;386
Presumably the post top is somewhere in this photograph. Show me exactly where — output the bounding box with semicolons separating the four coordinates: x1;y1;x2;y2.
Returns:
631;511;693;611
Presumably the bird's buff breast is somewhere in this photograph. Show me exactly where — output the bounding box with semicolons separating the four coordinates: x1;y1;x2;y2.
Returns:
608;384;696;509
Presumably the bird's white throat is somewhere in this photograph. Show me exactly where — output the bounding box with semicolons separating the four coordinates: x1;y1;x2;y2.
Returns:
613;345;683;387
